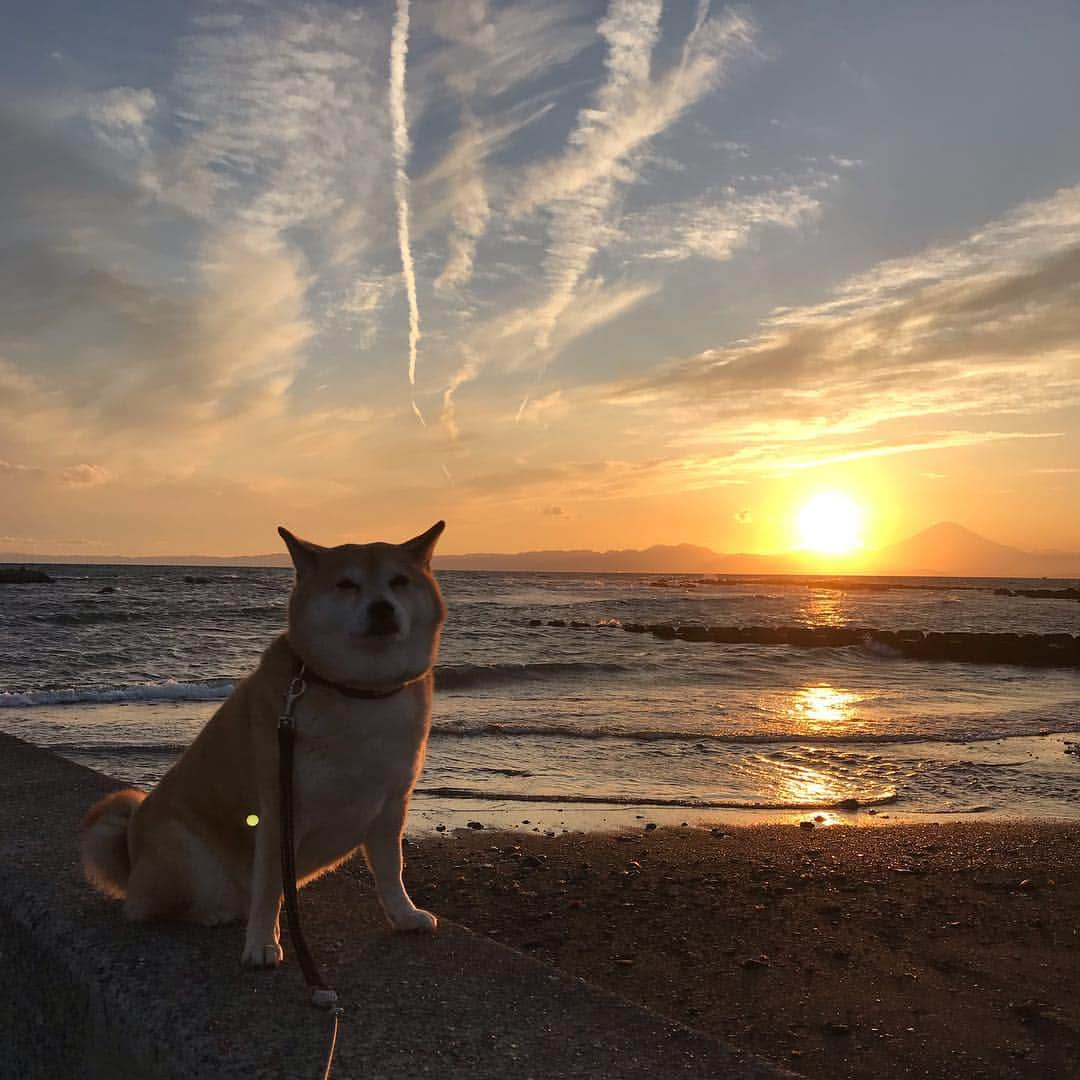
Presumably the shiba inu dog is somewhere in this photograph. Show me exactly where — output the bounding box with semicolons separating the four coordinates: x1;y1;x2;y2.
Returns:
81;521;446;966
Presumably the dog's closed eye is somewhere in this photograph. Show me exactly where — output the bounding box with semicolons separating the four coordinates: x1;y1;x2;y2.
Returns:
389;574;410;589
336;578;362;591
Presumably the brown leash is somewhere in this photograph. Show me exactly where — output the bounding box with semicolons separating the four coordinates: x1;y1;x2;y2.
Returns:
277;664;343;1078
276;657;412;1073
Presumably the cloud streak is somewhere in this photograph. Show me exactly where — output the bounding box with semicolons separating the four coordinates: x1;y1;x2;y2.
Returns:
605;184;1080;450
168;4;389;240
527;0;663;352
390;0;422;403
0;230;314;475
419;1;593;296
504;2;757;376
440;346;481;442
622;181;831;263
432;111;491;294
509;4;756;217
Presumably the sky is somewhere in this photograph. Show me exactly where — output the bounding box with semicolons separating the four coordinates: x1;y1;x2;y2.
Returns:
2;0;1079;559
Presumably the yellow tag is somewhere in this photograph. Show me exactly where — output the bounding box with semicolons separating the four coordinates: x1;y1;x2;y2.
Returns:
245;814;260;827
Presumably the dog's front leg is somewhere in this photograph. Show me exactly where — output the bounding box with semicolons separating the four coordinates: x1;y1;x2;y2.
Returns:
241;804;285;967
363;796;437;932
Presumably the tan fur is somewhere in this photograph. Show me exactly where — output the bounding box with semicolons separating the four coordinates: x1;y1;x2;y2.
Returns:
80;522;447;965
80;789;145;898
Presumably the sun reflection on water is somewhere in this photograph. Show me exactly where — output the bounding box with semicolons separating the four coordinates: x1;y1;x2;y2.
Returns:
763;754;849;810
791;684;861;735
740;685;892;815
797;590;849;627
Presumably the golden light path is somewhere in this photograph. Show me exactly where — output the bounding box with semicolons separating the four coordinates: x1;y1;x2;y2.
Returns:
774;686;871;821
796;490;865;555
791;684;861;736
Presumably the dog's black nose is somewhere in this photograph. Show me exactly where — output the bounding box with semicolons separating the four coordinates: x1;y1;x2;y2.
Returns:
367;599;399;636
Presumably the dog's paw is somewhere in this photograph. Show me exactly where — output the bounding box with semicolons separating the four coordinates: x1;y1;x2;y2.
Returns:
241;941;284;967
390;907;438;933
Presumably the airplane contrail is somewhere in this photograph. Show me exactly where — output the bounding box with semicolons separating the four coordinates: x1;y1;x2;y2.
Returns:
390;0;422;417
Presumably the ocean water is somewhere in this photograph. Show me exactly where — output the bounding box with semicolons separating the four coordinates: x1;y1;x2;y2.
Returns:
2;565;1079;829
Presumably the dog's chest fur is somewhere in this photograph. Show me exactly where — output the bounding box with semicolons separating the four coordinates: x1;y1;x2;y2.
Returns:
289;681;430;869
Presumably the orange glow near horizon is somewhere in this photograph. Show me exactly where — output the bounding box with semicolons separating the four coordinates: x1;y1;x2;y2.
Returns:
795;491;865;556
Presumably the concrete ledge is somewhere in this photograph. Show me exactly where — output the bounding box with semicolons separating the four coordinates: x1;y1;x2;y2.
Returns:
0;734;799;1079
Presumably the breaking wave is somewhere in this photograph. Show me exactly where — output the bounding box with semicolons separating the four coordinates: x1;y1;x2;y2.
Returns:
45;741;190;756
0;679;236;708
1;661;630;708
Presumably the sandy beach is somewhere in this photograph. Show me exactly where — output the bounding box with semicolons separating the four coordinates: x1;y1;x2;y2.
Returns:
349;821;1080;1079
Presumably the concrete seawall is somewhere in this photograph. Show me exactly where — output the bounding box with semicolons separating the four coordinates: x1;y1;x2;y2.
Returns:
0;735;797;1079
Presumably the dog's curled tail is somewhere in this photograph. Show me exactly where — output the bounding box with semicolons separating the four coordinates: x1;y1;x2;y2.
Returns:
80;789;145;898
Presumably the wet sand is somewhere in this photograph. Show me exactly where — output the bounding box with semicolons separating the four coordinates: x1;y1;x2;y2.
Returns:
368;821;1080;1079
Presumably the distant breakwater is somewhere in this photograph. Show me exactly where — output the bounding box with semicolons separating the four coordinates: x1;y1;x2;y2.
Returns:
994;587;1080;601
528;620;1080;667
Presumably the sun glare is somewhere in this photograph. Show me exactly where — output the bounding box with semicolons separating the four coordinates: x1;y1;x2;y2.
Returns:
796;491;864;555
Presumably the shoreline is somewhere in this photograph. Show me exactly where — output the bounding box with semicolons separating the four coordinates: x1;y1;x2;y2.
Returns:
14;700;1080;825
374;820;1080;1079
407;793;1080;836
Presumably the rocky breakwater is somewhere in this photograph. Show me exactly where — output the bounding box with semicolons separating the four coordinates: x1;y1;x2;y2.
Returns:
0;567;55;584
994;586;1080;601
526;619;1080;667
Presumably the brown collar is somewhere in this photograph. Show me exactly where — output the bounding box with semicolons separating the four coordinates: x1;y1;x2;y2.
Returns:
285;642;411;700
302;665;408;700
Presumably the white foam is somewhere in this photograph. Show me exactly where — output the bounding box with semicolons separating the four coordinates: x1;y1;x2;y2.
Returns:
0;678;235;708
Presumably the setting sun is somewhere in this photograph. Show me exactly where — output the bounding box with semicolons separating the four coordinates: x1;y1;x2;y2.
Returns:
796;491;865;555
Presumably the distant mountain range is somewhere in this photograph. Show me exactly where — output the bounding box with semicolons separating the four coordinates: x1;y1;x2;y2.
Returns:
865;522;1080;578
435;543;800;574
431;523;1080;577
2;522;1078;578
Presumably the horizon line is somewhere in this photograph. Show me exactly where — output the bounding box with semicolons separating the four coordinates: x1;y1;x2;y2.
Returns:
3;519;1079;578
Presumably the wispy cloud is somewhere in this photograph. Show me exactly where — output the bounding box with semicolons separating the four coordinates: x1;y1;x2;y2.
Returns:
477;277;659;378
506;3;757;371
606;184;1080;449
58;463;112;486
0;230;313;473
423;1;593;99
418;1;592;295
0;534;108;550
84;87;157;160
441;346;481;441
767;431;1061;474
424;0;494;296
432;112;491;294
446;428;1062;510
390;0;422;403
524;0;664;352
621;181;831;263
168;3;389;242
329;275;400;351
509;4;756;216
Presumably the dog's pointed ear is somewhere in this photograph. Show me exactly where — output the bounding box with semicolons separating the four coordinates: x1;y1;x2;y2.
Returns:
401;520;445;567
278;527;323;575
